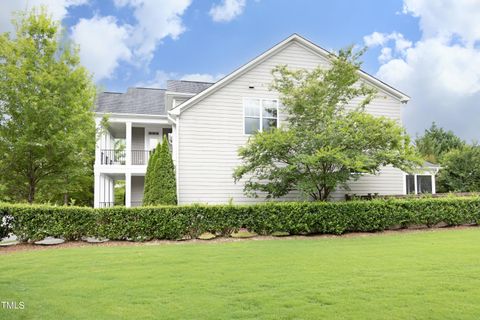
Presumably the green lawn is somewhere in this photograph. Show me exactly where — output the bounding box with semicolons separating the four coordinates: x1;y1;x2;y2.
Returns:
1;229;480;319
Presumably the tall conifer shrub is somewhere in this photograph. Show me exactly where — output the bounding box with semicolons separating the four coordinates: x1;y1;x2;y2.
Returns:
143;136;177;205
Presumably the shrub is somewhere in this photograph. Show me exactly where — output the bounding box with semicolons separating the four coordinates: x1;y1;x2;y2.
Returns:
1;197;480;242
143;136;177;206
0;203;95;241
143;144;159;205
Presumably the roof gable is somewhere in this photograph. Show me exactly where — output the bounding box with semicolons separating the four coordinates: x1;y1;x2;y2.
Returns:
170;34;409;116
166;80;214;94
96;87;166;116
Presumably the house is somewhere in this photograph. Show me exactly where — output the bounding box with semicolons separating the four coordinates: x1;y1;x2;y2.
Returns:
93;34;438;208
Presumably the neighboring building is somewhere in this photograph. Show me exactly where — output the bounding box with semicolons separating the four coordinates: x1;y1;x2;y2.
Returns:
94;34;437;207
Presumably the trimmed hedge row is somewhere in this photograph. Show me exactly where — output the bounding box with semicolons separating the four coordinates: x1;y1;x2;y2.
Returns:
1;197;480;242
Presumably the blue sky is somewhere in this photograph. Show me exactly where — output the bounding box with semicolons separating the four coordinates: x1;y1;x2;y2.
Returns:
1;0;480;140
62;0;421;92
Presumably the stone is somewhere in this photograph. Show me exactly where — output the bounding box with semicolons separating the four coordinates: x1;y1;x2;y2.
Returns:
230;230;257;238
82;236;109;243
34;237;65;246
198;232;216;240
0;240;19;247
177;235;192;241
271;231;290;237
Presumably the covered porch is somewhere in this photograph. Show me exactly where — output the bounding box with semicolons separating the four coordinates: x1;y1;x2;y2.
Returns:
96;173;145;208
96;119;173;167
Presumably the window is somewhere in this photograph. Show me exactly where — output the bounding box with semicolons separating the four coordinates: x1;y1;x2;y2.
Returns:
406;175;415;194
405;174;433;194
244;98;278;134
417;175;432;194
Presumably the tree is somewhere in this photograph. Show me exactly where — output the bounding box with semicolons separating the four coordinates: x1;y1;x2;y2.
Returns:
143;143;159;205
415;122;464;164
143;136;177;205
437;145;480;192
234;47;421;201
0;8;96;204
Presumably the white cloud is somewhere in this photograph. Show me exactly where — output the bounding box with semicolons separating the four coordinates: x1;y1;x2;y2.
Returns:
378;47;392;63
70;0;192;80
363;31;388;47
71;15;132;81
136;70;173;88
0;0;88;34
366;0;480;140
209;0;246;22
115;0;192;63
403;0;480;45
181;73;224;82
364;32;412;59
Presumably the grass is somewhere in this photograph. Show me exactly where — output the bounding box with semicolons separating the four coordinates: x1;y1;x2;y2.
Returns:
1;228;480;319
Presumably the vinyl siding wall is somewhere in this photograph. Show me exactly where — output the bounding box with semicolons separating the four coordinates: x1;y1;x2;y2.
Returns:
177;42;405;204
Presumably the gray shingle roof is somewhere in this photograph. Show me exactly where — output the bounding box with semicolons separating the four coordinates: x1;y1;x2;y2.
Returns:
95;87;166;115
166;80;214;94
424;161;441;168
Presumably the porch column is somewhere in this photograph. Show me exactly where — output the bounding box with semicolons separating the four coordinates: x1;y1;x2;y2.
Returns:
94;172;100;208
110;177;115;205
95;118;101;165
125;173;132;208
431;174;436;194
414;174;418;194
126;121;132;166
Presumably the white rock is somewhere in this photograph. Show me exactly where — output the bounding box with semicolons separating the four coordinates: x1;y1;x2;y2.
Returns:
0;240;19;247
82;236;109;243
34;237;65;245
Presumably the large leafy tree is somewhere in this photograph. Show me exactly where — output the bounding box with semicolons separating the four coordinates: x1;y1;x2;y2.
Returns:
0;8;96;204
143;136;177;205
415;122;464;164
234;48;421;201
437;145;480;192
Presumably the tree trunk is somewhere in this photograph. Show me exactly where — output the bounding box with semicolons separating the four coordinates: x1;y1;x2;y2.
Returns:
28;180;35;204
63;177;69;205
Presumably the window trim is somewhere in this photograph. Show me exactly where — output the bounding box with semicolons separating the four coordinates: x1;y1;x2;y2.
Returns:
404;173;436;195
243;97;279;135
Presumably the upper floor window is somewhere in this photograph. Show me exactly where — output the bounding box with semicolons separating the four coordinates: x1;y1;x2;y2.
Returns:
244;98;279;134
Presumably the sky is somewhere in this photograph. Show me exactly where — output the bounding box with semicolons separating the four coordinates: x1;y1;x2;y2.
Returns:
1;0;480;141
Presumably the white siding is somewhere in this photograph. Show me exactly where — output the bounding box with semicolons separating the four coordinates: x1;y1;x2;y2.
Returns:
178;42;405;204
331;166;405;201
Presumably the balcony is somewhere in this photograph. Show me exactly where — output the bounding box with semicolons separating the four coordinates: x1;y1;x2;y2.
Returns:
100;149;151;165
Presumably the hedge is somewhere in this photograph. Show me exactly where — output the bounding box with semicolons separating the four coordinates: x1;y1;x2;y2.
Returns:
1;197;480;242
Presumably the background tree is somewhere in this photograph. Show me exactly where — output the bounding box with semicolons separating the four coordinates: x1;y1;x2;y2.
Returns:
0;8;96;204
437;145;480;192
415;122;464;164
234;48;421;201
143;136;177;205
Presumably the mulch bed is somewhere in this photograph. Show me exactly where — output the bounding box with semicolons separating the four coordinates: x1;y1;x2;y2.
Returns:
1;225;477;255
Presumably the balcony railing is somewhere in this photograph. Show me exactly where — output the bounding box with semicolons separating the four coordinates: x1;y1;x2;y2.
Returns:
132;150;151;165
100;149;151;165
99;202;115;208
100;149;126;165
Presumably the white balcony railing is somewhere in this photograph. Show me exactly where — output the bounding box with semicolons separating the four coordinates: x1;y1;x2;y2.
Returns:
100;149;151;165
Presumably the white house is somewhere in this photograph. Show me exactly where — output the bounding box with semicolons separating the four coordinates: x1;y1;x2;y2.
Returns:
93;34;438;208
